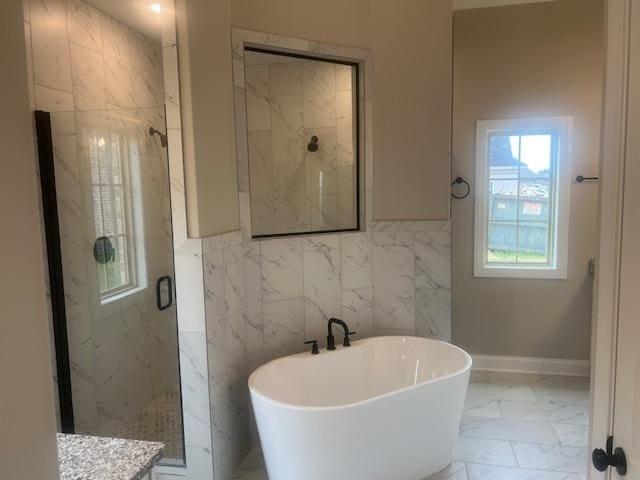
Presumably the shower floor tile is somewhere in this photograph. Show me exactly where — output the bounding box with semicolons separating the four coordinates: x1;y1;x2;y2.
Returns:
233;371;590;480
117;389;184;463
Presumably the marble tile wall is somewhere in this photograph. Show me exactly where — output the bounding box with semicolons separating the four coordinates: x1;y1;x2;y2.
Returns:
202;220;452;478
25;0;180;442
245;56;357;236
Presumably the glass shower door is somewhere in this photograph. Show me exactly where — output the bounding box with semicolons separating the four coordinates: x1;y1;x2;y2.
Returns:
36;106;184;464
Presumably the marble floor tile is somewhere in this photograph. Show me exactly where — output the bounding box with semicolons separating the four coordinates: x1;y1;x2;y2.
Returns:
499;401;589;426
467;382;539;402
460;417;560;445
511;442;587;473
551;424;589;448
464;396;503;418
453;437;518;467
466;463;583;480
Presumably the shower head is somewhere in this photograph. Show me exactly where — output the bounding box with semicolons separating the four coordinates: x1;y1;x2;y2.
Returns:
149;126;168;148
308;135;319;152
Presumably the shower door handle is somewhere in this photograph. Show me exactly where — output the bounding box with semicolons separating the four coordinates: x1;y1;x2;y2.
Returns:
156;275;173;311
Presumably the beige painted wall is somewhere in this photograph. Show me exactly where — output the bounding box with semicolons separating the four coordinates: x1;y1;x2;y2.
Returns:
177;0;240;238
451;0;604;360
0;0;59;476
181;0;452;237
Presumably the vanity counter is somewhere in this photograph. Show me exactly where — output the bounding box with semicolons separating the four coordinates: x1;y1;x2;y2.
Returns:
57;433;164;480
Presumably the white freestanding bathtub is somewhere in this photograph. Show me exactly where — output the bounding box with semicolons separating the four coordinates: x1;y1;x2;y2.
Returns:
249;336;472;480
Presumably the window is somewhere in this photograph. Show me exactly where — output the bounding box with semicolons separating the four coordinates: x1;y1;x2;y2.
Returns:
89;124;146;302
474;117;572;279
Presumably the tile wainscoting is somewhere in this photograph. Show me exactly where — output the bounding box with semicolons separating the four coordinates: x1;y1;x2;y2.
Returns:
202;220;452;479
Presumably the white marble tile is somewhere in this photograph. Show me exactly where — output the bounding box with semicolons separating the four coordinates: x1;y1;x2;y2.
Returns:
271;134;305;165
204;250;227;384
551;424;589;448
303;236;341;342
466;383;539;403
342;288;374;339
303;61;336;128
248;130;274;197
101;14;136;108
130;34;164;109
184;444;214;480
466;463;583;480
499;401;590;426
453;436;518;467
29;0;72;92
203;230;244;252
512;442;588;473
372;243;415;330
174;252;206;334
163;45;182;127
271;93;303;139
179;332;212;448
372;231;414;247
460;416;560;445
308;194;338;231
261;238;303;302
304;126;337;193
415;229;451;289
534;387;590;406
263;298;305;359
340;232;371;290
224;243;246;316
244;252;264;355
464;396;503;419
35;84;74;112
240;191;252;240
416;287;452;341
270;62;302;96
70;43;105;110
227;310;248;387
488;372;547;386
335;64;353;93
67;0;102;52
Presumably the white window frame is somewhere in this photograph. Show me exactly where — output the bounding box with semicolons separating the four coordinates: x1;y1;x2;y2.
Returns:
89;125;148;305
474;116;572;279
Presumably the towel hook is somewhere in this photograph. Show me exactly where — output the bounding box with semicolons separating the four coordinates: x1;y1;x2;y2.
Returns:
451;176;471;199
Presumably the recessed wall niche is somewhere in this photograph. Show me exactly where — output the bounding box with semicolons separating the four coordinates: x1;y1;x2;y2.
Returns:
243;48;360;238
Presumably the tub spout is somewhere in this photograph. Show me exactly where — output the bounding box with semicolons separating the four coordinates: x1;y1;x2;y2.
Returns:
327;318;355;350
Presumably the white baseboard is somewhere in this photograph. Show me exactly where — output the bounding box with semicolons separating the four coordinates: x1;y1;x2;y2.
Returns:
472;354;591;377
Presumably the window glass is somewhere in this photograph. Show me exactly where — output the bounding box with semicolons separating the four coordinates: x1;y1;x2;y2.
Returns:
486;132;556;267
89;129;139;298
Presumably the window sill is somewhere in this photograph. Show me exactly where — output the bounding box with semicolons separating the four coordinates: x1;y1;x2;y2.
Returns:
100;285;146;305
474;265;567;280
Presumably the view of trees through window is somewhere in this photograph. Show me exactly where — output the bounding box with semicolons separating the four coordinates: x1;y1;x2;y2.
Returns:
89;131;135;297
487;132;555;265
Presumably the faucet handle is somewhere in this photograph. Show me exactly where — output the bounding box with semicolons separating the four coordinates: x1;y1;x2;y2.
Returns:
343;331;356;347
304;339;320;355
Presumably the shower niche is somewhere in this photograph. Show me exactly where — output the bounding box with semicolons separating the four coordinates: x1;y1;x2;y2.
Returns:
243;48;361;237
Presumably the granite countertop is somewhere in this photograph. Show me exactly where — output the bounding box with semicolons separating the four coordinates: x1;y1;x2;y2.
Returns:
57;433;164;480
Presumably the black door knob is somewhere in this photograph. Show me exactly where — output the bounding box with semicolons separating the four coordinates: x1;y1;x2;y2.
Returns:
592;448;609;472
592;437;628;476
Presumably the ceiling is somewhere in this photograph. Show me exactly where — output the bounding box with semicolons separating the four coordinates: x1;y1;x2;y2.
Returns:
84;0;170;40
453;0;557;10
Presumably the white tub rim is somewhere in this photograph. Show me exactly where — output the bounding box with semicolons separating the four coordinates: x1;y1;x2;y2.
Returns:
248;336;472;412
